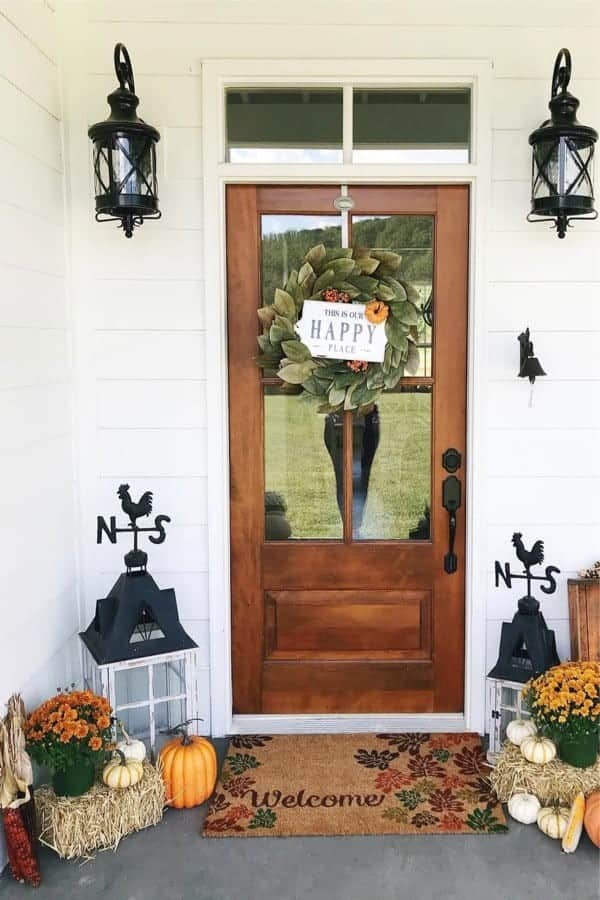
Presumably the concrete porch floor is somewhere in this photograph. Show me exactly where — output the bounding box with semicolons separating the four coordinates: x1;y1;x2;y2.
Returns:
1;739;598;900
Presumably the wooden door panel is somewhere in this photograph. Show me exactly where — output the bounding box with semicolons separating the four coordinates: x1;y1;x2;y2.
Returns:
262;661;434;714
265;590;431;657
228;184;469;716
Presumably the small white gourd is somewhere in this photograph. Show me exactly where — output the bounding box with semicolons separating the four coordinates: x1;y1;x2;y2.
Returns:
508;792;541;824
506;718;537;747
520;735;557;765
537;805;570;840
102;750;144;789
116;722;147;763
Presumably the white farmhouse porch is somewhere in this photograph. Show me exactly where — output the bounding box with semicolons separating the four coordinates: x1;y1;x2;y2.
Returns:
0;0;598;896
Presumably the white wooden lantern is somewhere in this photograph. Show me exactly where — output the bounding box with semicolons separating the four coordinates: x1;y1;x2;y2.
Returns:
82;643;200;754
486;676;533;765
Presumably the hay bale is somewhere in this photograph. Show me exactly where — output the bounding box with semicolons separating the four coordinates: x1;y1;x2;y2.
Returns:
490;743;600;806
35;762;165;859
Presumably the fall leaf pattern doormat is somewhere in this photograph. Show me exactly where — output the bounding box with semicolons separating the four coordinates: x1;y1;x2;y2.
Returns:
203;733;507;837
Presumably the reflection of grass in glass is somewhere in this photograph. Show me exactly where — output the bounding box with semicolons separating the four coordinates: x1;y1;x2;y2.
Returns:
265;395;342;539
264;392;431;540
359;392;431;540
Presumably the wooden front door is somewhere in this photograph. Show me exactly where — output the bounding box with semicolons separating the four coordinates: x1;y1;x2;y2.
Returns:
228;184;469;715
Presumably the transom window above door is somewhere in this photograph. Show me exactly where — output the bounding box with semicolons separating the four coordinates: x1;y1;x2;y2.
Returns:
225;87;471;163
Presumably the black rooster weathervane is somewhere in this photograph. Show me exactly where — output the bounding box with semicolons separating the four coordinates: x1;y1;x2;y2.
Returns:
489;532;561;682
97;484;171;572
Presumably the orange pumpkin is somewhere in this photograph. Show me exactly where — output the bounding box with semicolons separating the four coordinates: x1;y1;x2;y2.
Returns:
159;722;217;809
584;792;600;848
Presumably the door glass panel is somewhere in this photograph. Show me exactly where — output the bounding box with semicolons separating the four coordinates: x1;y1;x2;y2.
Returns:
261;214;342;308
353;89;470;163
264;387;343;540
352;215;433;376
226;89;343;163
354;386;432;541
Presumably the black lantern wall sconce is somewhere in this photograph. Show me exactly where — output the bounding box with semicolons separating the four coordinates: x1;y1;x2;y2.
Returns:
88;44;161;238
528;49;597;238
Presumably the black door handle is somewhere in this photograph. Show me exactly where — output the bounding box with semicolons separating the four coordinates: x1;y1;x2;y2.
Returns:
442;474;461;574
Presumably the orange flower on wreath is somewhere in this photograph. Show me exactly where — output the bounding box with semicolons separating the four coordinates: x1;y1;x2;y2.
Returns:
364;299;389;324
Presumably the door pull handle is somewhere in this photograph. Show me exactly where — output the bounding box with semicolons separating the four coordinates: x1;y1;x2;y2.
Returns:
442;474;461;575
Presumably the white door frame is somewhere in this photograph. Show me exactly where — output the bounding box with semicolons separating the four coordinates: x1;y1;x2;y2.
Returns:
202;58;492;737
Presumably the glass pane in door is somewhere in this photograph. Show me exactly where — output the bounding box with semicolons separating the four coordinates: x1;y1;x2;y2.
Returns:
352;215;433;376
261;214;342;307
264;387;343;540
354;386;432;540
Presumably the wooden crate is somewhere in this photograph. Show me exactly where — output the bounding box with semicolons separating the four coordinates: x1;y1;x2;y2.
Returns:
568;579;600;660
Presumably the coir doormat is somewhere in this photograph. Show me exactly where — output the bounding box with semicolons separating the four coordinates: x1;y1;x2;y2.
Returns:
203;733;507;837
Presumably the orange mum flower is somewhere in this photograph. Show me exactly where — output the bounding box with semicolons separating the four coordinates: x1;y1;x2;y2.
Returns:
96;715;111;731
89;736;102;752
364;299;389;324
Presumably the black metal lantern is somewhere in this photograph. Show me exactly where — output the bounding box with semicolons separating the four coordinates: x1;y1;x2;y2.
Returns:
88;44;160;238
528;49;597;238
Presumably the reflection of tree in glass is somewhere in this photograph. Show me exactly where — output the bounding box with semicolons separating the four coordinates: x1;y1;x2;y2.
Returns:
260;216;433;306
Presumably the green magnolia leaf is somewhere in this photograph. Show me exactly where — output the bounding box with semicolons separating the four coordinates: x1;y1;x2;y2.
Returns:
392;301;419;326
382;343;394;375
278;360;316;384
313;269;336;293
255;353;280;369
327;258;357;279
346;274;378;294
281;339;311;362
337;281;361;299
383;367;403;390
258;306;276;329
372;250;402;273
404;342;421;376
273;288;297;320
367;368;385;390
257;334;271;352
270;315;295;343
333;372;358;389
302;375;327;396
317;401;342;414
298;261;314;286
375;283;396;302
391;344;408;368
382;276;408;301
324;248;353;262
398;279;421;305
385;317;409;353
354;257;380;275
328;386;347;407
305;244;327;270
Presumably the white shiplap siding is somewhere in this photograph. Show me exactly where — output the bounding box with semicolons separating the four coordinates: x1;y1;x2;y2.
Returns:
58;1;600;736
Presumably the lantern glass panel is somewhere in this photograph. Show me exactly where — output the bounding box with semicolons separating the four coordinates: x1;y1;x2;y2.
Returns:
501;685;520;709
93;144;111;196
120;704;151;742
154;698;186;735
115;666;149;706
111;135;156;196
153;659;185;699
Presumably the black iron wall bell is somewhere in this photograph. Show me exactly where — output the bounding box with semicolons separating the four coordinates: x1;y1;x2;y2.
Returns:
528;49;598;238
518;328;546;385
88;44;161;238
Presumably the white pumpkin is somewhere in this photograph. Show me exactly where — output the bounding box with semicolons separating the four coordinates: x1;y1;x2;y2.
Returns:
506;718;537;747
116;723;146;763
520;735;557;765
537;805;570;840
102;750;144;789
508;792;541;824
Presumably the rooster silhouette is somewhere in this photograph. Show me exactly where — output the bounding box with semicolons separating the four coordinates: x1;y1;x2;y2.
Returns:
117;484;153;527
512;532;544;573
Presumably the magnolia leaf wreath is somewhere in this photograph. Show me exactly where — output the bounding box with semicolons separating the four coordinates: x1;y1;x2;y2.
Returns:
256;243;423;414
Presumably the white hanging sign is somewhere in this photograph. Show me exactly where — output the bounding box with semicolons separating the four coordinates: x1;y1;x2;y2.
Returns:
295;300;386;363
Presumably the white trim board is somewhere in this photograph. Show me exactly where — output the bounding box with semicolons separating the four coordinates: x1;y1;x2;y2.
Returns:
233;715;466;735
202;58;493;737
